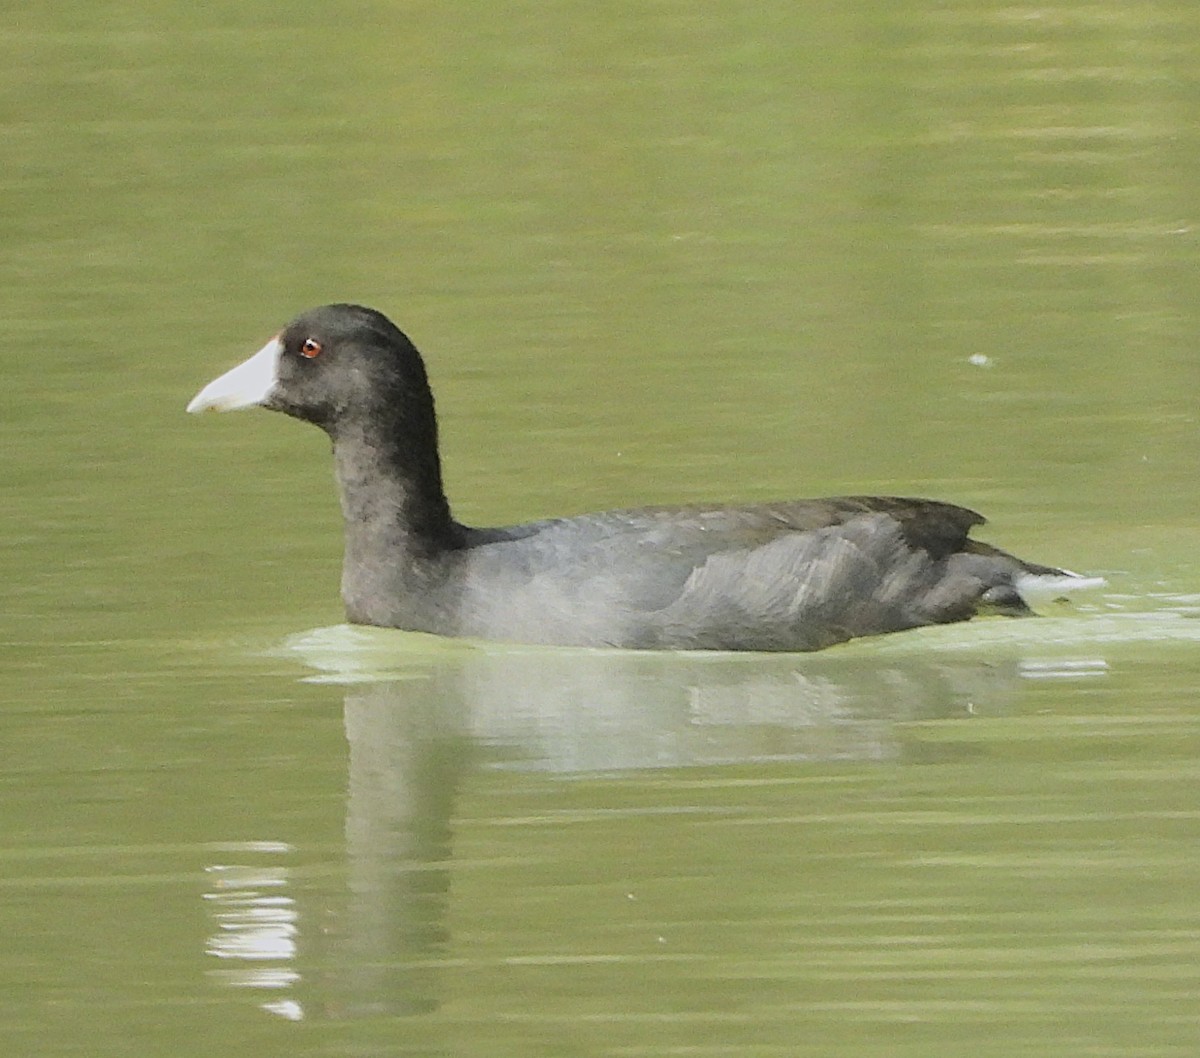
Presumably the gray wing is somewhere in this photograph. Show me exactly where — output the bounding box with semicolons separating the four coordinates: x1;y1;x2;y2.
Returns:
459;498;1025;650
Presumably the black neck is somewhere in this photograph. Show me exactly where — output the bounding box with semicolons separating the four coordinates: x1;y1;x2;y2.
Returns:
331;417;462;558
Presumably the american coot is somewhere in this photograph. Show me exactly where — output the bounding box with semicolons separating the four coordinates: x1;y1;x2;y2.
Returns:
188;304;1085;652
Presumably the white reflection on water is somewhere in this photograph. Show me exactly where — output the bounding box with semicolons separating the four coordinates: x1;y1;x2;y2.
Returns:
203;857;303;1021
1018;658;1108;679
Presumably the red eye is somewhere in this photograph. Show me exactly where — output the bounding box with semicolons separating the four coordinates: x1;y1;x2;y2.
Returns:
300;338;322;359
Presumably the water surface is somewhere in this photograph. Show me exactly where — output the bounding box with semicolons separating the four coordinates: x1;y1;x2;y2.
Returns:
3;2;1199;1055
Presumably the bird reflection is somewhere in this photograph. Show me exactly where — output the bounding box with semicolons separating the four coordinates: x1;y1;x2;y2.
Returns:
203;626;1101;1020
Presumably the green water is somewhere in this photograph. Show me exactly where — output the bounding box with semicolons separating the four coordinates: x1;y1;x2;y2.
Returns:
4;2;1200;1055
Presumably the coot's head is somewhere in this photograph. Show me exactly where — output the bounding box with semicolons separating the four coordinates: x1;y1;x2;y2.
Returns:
187;304;434;438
